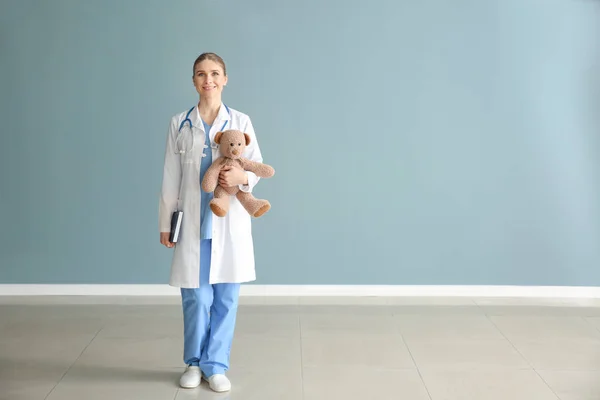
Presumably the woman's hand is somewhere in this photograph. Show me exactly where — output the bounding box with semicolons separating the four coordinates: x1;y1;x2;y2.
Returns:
160;232;174;248
219;165;248;187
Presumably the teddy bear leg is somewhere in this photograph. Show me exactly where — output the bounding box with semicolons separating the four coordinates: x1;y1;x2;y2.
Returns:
209;186;230;217
236;191;271;217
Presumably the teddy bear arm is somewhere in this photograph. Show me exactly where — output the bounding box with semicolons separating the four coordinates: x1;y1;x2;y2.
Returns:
240;158;275;178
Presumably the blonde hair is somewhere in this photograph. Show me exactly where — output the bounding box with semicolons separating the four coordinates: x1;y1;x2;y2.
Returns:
193;52;227;76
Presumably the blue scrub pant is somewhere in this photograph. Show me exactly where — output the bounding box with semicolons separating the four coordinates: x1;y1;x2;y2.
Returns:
180;239;240;377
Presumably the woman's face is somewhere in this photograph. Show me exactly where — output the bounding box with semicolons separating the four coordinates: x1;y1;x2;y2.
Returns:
193;60;227;98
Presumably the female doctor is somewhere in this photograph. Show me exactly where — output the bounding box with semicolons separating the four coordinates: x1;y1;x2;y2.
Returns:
158;52;265;392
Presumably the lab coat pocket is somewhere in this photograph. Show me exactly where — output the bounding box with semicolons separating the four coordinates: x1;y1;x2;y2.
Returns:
181;149;200;165
182;159;196;165
179;126;204;164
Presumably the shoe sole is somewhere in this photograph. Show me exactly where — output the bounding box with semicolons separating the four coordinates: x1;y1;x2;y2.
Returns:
201;376;231;392
180;381;200;389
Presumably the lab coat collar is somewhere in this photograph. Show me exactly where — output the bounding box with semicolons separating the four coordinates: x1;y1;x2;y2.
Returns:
216;102;232;126
191;102;231;132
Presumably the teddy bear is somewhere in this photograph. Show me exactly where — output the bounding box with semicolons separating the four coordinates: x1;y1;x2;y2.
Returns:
201;129;275;218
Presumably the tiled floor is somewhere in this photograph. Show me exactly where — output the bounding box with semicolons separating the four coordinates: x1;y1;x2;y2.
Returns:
2;296;600;400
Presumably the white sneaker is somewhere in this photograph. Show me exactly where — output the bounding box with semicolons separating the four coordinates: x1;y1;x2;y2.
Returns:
179;366;201;388
203;373;231;392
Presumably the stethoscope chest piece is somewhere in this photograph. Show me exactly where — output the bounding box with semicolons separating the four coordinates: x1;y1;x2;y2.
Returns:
175;105;230;155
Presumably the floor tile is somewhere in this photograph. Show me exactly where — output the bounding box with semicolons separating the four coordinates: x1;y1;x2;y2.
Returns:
563;298;600;317
302;333;414;369
421;369;559;400
234;312;299;338
0;335;93;366
120;296;182;305
0;362;67;400
45;365;179;400
298;304;395;315
563;298;600;308
299;296;389;305
511;338;600;370
583;316;600;332
391;305;484;316
396;315;504;340
0;296;129;305
302;366;430;400
97;316;183;339
238;304;300;315
74;335;183;369
478;304;595;317
0;304;116;320
300;314;399;336
230;335;302;368
238;296;299;305
490;316;600;341
537;370;600;400
406;339;530;370
108;305;182;319
0;308;106;339
387;296;477;306
474;297;568;306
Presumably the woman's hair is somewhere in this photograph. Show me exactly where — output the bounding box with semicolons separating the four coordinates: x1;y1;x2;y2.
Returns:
193;52;227;76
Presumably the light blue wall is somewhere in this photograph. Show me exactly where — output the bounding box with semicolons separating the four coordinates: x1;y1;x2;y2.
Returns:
1;0;599;285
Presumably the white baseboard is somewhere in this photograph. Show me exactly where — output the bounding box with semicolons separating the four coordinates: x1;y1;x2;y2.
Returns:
0;284;599;298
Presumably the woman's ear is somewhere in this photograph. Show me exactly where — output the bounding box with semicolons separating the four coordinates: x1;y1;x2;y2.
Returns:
244;133;251;146
215;131;224;144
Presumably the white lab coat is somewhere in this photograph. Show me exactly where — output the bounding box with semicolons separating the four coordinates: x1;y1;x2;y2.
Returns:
159;103;263;288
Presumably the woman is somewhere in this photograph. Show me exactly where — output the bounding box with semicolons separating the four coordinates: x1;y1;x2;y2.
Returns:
158;52;266;392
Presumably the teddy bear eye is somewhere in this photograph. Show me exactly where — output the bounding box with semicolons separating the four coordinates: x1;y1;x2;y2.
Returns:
238;143;241;146
230;143;234;146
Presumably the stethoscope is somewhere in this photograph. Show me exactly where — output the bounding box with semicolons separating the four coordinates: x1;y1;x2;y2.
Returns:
175;105;230;154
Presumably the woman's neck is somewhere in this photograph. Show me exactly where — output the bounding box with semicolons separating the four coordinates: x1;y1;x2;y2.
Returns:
198;97;221;125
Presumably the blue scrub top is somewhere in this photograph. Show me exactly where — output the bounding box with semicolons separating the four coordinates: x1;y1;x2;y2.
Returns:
200;120;214;239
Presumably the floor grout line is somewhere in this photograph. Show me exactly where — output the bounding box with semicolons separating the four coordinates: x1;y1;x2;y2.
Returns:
395;318;433;400
477;303;562;400
43;326;104;400
583;315;600;335
298;314;305;400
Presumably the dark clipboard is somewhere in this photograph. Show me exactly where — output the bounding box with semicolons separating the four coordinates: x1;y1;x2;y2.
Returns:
169;211;183;243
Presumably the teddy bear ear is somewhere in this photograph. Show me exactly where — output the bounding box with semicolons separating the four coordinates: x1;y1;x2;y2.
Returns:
214;131;224;144
244;133;251;146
